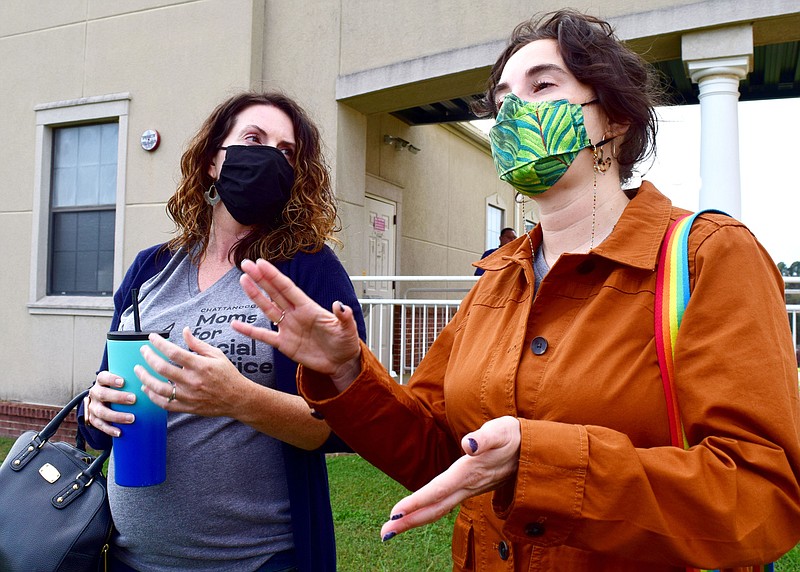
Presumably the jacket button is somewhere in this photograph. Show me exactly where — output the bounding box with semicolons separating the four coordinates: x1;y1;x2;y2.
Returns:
498;540;509;560
524;522;546;537
530;336;548;355
576;260;595;274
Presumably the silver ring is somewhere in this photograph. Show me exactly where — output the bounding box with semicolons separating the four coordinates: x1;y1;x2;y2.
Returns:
167;380;177;403
272;310;286;327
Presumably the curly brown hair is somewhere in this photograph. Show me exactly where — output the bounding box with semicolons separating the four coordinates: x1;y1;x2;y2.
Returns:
473;10;664;183
166;91;339;265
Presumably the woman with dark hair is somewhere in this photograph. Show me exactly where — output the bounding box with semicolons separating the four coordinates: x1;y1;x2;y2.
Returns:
81;91;365;572
237;11;799;572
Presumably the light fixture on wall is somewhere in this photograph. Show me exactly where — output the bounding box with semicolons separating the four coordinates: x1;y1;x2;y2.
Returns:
383;134;421;154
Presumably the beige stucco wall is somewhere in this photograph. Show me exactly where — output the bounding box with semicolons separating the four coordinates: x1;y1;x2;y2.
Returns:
0;0;262;403
1;0;798;404
337;0;704;76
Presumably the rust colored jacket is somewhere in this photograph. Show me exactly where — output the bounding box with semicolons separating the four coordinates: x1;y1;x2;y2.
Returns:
300;183;800;571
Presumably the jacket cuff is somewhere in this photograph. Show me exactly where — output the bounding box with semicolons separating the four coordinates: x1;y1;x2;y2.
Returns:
497;419;588;547
297;340;384;410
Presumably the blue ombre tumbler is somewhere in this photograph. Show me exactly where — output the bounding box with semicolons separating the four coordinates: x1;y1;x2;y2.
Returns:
107;330;171;487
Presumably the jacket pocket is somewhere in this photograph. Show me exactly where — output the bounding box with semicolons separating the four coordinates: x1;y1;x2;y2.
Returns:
451;509;475;570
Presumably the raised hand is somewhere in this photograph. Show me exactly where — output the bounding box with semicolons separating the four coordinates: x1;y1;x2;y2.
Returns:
379;416;521;541
233;258;363;392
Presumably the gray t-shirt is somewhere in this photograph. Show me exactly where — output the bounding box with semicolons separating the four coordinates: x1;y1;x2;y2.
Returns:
111;250;293;571
534;244;550;293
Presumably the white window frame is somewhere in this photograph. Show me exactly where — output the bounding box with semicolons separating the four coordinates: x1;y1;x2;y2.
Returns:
29;93;130;316
485;193;508;251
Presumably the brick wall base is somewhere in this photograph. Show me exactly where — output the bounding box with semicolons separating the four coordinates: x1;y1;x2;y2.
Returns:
0;401;79;445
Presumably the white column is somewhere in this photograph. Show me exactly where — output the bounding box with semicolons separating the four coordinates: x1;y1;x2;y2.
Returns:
686;58;749;218
682;25;752;219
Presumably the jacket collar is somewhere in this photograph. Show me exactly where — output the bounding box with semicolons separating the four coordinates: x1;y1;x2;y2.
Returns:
590;181;676;271
473;181;676;274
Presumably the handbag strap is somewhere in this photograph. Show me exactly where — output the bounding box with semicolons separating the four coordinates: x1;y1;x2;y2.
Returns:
655;212;696;448
654;211;775;572
655;209;731;447
10;389;111;479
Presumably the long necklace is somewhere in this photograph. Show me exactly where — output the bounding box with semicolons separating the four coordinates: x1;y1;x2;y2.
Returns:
525;144;613;261
590;143;611;250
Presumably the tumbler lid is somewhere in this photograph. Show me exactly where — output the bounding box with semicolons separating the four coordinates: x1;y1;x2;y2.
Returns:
107;330;170;341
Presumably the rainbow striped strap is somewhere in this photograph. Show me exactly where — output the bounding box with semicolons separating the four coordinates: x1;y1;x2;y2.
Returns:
655;210;725;447
654;212;701;448
655;210;773;572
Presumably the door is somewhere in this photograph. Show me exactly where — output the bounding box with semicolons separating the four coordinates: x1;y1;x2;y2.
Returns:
364;196;396;373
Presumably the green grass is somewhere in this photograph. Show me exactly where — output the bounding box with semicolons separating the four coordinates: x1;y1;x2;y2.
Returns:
1;437;797;570
326;454;456;571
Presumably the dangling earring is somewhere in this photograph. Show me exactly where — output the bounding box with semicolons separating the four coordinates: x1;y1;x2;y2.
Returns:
592;144;611;174
204;183;220;206
589;146;603;250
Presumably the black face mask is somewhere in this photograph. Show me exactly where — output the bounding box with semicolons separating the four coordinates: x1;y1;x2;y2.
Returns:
213;145;295;228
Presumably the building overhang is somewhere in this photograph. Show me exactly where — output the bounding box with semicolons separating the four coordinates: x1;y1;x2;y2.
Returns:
335;1;800;125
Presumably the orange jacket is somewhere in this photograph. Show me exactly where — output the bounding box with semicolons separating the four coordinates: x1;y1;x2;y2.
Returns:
300;182;800;571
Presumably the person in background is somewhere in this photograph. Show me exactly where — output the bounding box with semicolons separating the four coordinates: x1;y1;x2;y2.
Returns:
474;227;518;276
80;91;365;572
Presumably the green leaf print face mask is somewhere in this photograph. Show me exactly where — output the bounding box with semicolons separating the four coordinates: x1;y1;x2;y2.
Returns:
489;93;599;195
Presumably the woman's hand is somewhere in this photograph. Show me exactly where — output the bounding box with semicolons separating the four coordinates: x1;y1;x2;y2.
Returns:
379;416;521;541
85;371;137;437
138;326;333;450
233;258;363;392
137;327;247;417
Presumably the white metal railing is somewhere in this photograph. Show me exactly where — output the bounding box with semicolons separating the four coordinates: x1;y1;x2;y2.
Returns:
351;276;477;384
352;276;800;384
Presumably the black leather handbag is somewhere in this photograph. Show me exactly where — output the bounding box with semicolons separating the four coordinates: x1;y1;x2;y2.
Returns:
0;389;112;571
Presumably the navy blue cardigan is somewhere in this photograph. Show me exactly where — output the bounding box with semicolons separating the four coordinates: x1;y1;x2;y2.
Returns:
80;243;366;572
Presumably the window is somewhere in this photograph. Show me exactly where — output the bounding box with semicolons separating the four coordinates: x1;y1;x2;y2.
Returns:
49;123;118;295
486;204;504;251
30;94;130;315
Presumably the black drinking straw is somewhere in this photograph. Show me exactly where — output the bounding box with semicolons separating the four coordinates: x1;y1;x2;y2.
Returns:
131;288;141;332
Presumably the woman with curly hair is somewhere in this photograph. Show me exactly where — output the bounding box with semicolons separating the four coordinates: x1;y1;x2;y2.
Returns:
80;91;365;572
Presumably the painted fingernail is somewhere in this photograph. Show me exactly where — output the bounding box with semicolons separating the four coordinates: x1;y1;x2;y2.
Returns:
337;301;345;313
390;513;403;521
382;532;396;542
468;438;478;453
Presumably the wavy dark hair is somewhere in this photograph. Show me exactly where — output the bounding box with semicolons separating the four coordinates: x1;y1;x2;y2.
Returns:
166;91;339;265
473;10;664;183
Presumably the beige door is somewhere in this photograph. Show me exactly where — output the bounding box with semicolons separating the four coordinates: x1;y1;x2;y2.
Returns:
364;196;396;373
365;196;395;297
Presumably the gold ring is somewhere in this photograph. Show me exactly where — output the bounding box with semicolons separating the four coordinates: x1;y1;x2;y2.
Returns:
168;380;177;403
272;310;286;327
